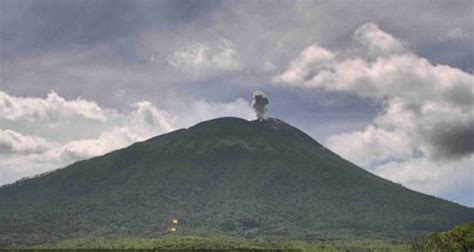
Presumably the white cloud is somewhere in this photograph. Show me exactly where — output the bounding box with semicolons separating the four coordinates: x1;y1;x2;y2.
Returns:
132;101;174;132
274;22;474;202
0;129;56;154
326;125;413;167
376;156;474;197
167;38;241;74
0;90;254;185
0;90;108;122
274;49;473;106
272;44;335;84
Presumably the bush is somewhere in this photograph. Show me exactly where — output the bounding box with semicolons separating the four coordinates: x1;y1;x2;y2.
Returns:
409;222;474;251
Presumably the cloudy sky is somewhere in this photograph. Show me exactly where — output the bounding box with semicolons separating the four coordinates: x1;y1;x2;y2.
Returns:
0;0;473;206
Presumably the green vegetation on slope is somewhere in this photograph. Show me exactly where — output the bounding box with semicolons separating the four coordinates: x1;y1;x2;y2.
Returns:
1;117;473;247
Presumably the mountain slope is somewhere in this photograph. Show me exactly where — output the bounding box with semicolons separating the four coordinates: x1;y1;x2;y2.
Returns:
1;117;473;246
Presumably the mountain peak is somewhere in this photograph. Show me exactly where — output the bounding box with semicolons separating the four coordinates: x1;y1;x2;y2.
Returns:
186;117;313;143
189;116;291;129
141;117;317;156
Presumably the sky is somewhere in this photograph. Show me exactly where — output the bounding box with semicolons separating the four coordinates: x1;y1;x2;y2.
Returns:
0;0;473;206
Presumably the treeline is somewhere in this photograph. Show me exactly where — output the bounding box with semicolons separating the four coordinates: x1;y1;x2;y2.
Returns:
409;222;473;251
0;167;61;190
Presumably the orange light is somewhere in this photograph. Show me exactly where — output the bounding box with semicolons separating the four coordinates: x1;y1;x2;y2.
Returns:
172;219;178;224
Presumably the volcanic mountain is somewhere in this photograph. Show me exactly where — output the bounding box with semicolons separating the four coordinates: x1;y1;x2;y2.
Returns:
0;117;473;246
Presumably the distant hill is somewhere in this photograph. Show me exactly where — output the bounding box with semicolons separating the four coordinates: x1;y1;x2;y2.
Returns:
1;117;473;246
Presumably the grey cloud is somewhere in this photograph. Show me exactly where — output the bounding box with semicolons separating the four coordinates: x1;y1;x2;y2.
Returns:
426;120;474;160
443;83;474;107
0;0;221;58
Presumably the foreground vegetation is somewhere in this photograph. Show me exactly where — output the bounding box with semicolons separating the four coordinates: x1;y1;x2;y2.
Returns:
409;222;474;251
30;235;409;251
4;223;472;251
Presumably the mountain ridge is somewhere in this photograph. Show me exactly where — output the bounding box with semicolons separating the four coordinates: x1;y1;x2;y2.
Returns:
1;117;473;246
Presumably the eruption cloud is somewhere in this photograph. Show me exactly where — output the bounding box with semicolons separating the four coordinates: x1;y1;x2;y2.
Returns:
252;90;269;121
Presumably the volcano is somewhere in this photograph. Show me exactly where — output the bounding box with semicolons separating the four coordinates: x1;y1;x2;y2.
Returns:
1;117;473;246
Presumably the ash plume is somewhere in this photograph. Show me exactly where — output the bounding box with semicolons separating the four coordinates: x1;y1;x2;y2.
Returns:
252;90;269;121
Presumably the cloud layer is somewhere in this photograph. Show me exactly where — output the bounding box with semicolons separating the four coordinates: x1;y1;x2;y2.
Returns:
274;23;474;203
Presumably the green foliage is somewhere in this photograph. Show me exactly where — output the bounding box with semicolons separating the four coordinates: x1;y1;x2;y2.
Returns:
0;117;473;247
409;222;474;251
29;235;408;252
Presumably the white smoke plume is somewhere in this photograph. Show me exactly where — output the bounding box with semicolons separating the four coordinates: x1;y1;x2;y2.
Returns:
251;90;269;121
